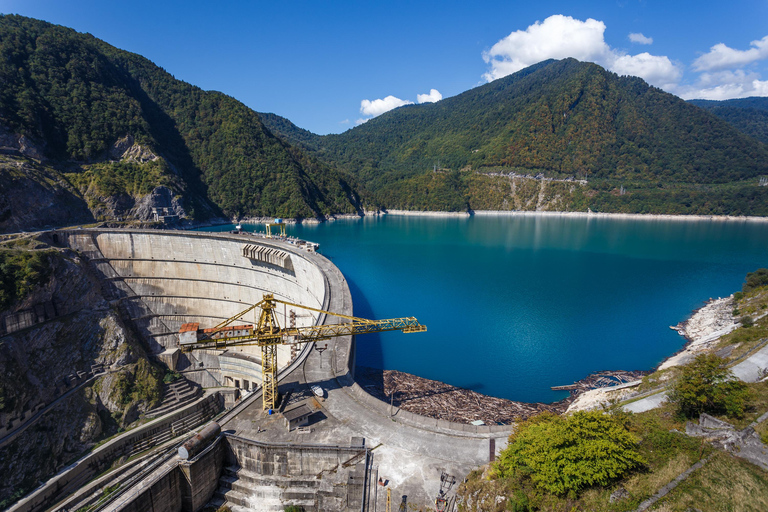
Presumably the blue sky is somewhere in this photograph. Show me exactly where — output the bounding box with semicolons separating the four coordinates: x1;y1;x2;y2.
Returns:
2;0;768;134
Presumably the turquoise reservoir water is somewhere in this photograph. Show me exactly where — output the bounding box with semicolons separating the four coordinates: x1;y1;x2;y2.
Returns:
202;215;768;403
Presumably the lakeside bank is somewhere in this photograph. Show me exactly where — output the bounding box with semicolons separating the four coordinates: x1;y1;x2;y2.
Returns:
211;208;768;231
384;208;768;223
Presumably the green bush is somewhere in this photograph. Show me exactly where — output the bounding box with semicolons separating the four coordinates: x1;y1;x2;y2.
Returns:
0;249;55;310
508;490;533;512
493;411;644;497
670;353;752;419
743;268;768;293
163;371;182;384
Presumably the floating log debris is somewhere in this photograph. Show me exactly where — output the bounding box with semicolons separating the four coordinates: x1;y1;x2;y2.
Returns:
356;367;647;425
551;370;647;392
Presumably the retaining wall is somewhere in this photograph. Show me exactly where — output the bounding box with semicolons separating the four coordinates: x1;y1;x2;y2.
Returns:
180;436;227;512
8;393;222;512
116;467;185;512
57;229;510;438
225;435;365;476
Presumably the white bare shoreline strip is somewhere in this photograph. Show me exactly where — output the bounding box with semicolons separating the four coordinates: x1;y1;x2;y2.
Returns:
385;209;768;223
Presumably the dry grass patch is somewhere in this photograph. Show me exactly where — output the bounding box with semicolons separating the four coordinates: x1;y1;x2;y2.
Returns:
651;451;768;512
622;452;693;501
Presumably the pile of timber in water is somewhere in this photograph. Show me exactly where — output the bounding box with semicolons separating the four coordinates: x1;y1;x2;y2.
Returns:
355;367;647;425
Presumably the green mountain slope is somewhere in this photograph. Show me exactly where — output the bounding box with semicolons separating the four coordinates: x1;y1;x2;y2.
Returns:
689;97;768;146
265;59;768;215
0;15;362;231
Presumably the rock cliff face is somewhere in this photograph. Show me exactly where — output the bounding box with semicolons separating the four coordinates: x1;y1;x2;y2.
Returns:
109;134;160;164
0;124;46;160
0;151;190;232
0;240;162;507
0;156;95;233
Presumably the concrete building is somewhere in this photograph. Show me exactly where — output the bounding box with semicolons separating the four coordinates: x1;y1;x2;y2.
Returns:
283;404;313;430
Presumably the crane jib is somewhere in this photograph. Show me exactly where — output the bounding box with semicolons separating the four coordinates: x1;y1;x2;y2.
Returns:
176;293;426;411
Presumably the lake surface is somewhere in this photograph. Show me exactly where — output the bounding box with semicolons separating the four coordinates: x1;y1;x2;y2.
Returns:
202;214;768;403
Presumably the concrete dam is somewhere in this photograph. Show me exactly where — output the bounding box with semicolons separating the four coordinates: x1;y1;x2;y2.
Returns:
13;228;512;512
60;229;339;390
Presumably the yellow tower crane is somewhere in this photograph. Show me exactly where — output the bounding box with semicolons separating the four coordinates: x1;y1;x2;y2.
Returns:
178;293;426;410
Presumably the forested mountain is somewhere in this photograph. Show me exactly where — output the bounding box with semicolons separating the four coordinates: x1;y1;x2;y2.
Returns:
0;15;363;232
689;97;768;145
264;59;768;215
2;15;767;226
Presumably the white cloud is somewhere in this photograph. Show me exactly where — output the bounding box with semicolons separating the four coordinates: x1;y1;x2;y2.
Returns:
693;36;768;72
339;119;350;125
611;53;681;89
355;118;369;125
482;15;612;82
629;32;653;45
360;95;413;117
678;70;768;100
482;15;681;90
753;79;768;96
417;89;443;103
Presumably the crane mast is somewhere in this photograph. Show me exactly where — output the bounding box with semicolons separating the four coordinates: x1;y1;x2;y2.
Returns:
178;293;426;410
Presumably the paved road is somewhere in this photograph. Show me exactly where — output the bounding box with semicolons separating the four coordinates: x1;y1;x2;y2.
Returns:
622;341;768;414
731;342;768;382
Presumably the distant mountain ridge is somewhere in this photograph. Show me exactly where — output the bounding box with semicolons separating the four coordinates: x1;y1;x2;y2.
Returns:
688;97;768;145
262;59;768;216
0;14;363;232
2;14;768;229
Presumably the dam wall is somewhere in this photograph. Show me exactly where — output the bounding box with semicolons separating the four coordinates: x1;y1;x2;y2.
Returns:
55;229;331;386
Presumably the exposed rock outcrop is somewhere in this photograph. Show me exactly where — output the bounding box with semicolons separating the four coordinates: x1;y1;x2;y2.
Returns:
131;185;187;221
686;413;768;470
0;124;46;160
660;296;738;370
0;157;94;233
109;134;159;164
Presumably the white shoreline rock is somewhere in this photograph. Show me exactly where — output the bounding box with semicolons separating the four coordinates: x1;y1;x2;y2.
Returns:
659;296;738;370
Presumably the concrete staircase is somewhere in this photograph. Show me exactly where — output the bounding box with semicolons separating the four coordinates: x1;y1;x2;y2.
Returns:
146;379;201;418
209;465;344;512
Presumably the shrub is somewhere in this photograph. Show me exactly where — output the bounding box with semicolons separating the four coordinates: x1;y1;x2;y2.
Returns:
494;411;644;496
0;249;55;310
670;354;752;419
743;268;768;293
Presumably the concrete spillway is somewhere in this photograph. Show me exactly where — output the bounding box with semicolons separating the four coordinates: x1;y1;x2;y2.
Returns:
57;229;337;390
